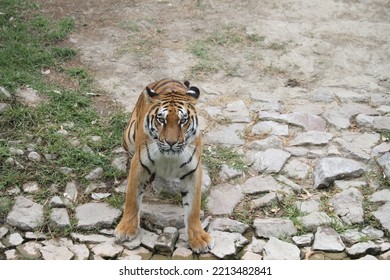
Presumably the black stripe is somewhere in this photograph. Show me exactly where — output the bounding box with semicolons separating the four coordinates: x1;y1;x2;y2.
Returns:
139;147;151;175
145;142;155;165
154;79;182;92
180;160;199;180
181;191;188;197
180;147;197;168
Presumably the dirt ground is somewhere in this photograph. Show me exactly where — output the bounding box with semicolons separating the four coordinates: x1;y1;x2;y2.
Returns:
36;0;390;113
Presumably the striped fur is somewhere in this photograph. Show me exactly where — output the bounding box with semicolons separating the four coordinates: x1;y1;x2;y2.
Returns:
115;79;214;253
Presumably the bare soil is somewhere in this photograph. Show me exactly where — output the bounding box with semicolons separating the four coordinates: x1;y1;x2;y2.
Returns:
36;0;390;112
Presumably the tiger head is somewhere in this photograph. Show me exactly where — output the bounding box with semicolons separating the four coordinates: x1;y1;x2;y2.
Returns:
144;81;200;155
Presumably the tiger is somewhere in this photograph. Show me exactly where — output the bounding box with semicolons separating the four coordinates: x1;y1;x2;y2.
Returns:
115;78;214;253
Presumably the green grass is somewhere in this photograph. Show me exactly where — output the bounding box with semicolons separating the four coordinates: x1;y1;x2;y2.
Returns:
0;0;127;218
202;145;247;183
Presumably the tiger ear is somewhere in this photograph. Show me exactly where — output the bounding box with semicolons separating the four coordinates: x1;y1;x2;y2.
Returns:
186;86;200;99
146;87;158;98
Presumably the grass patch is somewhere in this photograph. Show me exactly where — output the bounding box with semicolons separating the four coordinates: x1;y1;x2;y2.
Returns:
0;0;128;228
202;145;247;184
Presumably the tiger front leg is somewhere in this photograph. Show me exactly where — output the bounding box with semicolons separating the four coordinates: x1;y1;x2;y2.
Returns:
115;157;149;241
181;167;214;253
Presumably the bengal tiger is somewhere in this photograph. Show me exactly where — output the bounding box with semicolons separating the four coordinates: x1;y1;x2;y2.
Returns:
115;78;214;253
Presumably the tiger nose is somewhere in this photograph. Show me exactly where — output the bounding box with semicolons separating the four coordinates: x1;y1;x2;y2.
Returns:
166;140;177;148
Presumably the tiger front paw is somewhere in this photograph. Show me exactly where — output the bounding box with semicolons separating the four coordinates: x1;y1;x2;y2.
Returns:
114;218;139;241
188;228;215;254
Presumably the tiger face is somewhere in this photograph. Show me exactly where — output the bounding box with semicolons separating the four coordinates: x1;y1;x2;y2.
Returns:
144;85;200;155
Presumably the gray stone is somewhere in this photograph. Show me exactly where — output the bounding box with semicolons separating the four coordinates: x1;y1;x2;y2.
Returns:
370;189;390;203
155;227;179;253
333;88;368;103
6;196;44;231
22;181;39;193
276;175;302;193
379;251;390;260
140;229;159;251
356;114;375;127
377;152;390;178
329;187;364;225
298;212;334;231
334;180;367;191
247;135;284;150
341;229;365;245
39;244;74;260
241;251;262;260
9;147;24;156
28;151;41;162
289;131;333;146
286;147;309;156
209;231;248;259
85;167;103;180
253;218;297;238
50;208;71;228
251;192;279;208
373;116;390;130
141;203;185;229
5;249;19;260
218;164;243;181
259;111;326;131
64;181;78;202
16;241;42;259
68;243;90;260
335;138;370;161
75;202;121;229
0;86;11;98
172;247;193;260
49;196;65;207
372;142;390;157
361;226;384;240
0;227;9;239
252;121;289;136
204;124;245;146
313;227;345;252
311;87;335;103
314;157;366;189
263;237;301;260
246;237;267;254
224;100;251;123
207;184;243;215
25;231;46;240
208;218;249;234
346;241;381;258
372;203;390;232
84;182;108;194
251;149;291;173
91;240;123;258
111;155;128;172
4;232;24;247
295;199;320;213
282;158;311;180
358;255;378;260
70;233;112;244
292;233;314;247
15;86;43;107
241;175;282;195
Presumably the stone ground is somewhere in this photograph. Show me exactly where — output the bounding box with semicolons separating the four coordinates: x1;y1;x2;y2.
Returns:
1;0;390;260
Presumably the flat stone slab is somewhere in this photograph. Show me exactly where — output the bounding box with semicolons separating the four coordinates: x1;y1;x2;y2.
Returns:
50;208;71;228
251;149;291;173
39;244;74;260
312;227;345;252
259;111;326;131
91;240;124;258
372;202;390;232
346;241;381;258
263;237;301;260
241;175;283;194
298;212;334;231
75;202;121;229
369;189;390;203
6;196;44;231
329;187;364;224
204;124;245;146
209;231;248;259
282;158;311;180
253;218;297;238
314;157;366;189
208;218;249;234
141;203;185;229
252;121;289;136
377;152;390;178
207;184;243;215
289;131;333;146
